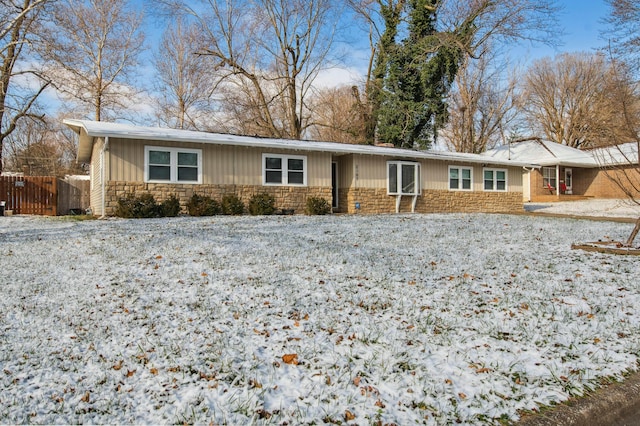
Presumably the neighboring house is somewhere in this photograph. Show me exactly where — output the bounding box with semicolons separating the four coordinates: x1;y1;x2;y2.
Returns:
484;139;640;202
64;119;536;216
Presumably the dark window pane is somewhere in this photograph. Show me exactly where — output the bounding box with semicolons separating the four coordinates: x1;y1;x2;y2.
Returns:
402;164;415;194
288;158;304;171
450;178;459;189
149;150;170;165
178;152;197;166
462;169;471;179
388;163;397;193
496;180;506;191
149;165;170;180
462;179;471;190
266;170;282;183
288;171;304;184
266;157;282;170
178;166;198;181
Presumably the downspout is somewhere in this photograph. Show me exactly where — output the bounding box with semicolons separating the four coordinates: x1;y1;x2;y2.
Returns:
100;136;110;219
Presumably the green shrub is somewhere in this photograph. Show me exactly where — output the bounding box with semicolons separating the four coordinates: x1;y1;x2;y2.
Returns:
221;194;245;215
160;194;181;217
305;196;332;215
248;193;276;215
114;193;161;218
186;193;221;216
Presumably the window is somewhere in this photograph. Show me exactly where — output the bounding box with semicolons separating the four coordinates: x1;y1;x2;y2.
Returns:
387;161;421;195
483;168;507;191
145;146;202;183
542;166;556;188
263;154;307;186
449;166;473;190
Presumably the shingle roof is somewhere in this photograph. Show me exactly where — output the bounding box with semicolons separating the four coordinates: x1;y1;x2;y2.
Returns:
64;119;538;168
483;139;598;168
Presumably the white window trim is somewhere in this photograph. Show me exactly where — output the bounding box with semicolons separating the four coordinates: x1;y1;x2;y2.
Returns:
262;153;308;186
542;166;556;188
448;165;473;191
483;168;508;192
144;146;202;184
387;161;421;196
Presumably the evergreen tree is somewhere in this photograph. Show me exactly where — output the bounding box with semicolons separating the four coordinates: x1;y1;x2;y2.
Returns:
377;0;466;149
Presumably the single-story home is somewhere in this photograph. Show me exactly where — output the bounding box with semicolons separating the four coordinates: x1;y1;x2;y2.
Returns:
483;139;640;202
64;119;537;216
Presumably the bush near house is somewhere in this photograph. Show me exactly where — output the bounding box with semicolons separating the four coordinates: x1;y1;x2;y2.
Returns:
221;194;245;215
186;193;221;216
160;194;181;217
248;193;276;215
114;193;180;218
305;196;332;215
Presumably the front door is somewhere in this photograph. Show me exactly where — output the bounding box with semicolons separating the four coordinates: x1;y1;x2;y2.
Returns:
331;162;338;209
564;168;573;194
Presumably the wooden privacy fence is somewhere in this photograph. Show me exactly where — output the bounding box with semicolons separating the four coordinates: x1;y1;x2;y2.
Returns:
0;176;58;216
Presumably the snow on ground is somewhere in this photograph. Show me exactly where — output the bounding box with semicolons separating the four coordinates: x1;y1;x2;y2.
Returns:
525;199;640;219
0;211;639;425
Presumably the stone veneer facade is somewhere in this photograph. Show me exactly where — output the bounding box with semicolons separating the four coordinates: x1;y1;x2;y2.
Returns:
105;181;332;216
337;188;523;214
104;181;522;216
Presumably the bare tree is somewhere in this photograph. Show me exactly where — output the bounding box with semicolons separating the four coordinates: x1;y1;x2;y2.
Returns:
441;52;522;153
0;0;52;173
3;117;84;176
595;0;640;246
42;0;145;121
603;0;640;72
153;18;215;130
308;85;367;144
169;0;337;140
521;52;636;149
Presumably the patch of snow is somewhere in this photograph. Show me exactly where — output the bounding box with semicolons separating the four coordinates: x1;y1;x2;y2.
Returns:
525;199;640;219
0;213;638;424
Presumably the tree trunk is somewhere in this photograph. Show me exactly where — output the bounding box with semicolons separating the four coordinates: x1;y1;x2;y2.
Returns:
625;217;640;247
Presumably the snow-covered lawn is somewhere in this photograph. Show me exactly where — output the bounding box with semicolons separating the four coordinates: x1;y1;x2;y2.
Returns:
1;213;639;424
525;199;640;219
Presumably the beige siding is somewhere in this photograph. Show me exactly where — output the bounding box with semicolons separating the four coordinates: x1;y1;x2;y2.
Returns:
351;156;523;192
336;155;353;188
107;138;331;187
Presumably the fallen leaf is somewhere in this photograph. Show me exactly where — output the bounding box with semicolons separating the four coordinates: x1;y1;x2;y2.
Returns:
476;367;492;374
282;353;298;365
126;369;136;377
344;410;356;421
353;376;361;386
112;360;123;371
458;392;467;399
81;391;90;403
155;255;162;259
150;367;158;375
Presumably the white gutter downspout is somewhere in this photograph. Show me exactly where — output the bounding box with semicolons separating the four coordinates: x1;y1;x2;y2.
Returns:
100;136;110;219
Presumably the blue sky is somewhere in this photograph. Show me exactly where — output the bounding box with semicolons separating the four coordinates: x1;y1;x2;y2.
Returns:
521;0;611;62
